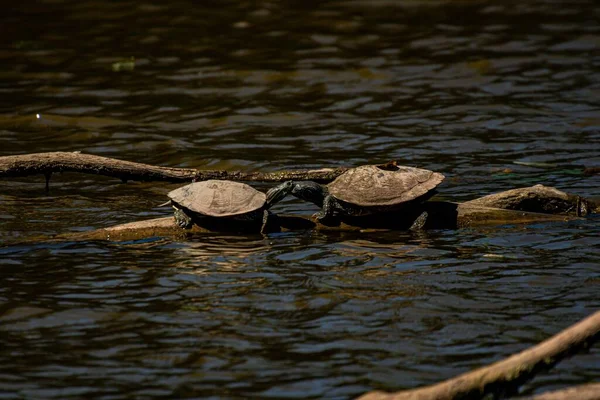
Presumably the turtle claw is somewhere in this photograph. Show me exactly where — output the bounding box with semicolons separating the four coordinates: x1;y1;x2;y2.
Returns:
313;210;338;226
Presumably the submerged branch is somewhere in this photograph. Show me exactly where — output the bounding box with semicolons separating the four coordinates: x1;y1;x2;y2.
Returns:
357;310;600;400
0;151;347;184
518;383;600;400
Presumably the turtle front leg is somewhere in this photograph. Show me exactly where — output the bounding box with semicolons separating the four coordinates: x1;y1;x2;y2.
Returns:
173;206;194;229
314;194;337;222
409;211;428;231
260;209;280;234
291;181;327;208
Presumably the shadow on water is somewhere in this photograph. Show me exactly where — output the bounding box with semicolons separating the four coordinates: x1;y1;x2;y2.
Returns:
0;0;599;398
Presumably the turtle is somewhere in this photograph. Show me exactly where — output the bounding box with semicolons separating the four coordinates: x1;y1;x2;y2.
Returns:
269;163;444;228
161;180;292;233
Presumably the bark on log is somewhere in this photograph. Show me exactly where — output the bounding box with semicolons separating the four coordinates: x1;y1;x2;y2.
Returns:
463;185;599;216
0;151;347;183
357;310;600;400
517;383;600;400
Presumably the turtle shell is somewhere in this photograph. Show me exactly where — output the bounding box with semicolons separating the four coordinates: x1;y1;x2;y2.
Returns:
167;180;266;217
327;165;444;207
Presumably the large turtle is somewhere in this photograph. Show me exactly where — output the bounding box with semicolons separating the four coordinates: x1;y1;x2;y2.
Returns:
162;180;292;233
270;163;444;226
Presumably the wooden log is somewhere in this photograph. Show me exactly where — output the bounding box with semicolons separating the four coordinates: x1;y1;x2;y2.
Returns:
61;201;581;242
463;184;599;216
357;310;600;400
1;152;596;185
0;151;346;183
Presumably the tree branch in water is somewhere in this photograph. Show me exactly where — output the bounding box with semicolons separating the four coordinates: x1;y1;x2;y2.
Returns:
357;310;600;400
0;151;347;184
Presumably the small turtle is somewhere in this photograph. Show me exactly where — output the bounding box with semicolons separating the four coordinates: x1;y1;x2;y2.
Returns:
270;163;444;227
161;180;292;233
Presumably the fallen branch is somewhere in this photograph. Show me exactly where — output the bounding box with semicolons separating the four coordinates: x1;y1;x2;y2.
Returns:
0;151;347;185
357;310;600;400
1;153;596;216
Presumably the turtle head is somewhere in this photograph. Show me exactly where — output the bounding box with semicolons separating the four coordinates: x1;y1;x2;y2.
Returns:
266;181;328;208
291;181;327;208
265;181;294;207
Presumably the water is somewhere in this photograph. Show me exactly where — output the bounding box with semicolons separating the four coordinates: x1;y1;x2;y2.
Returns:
1;0;599;398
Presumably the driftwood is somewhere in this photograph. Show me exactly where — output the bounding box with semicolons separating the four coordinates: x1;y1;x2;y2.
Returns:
357;310;600;400
0;151;347;186
518;383;600;400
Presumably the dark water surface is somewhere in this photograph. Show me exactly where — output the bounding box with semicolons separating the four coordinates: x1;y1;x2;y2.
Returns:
1;0;599;398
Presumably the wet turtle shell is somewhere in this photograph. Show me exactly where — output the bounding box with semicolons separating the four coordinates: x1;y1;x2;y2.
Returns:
327;165;444;207
167;180;266;218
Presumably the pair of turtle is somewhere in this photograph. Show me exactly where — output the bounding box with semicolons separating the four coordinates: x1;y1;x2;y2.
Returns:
162;164;445;232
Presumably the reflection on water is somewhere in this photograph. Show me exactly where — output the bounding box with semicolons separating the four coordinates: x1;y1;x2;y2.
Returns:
1;0;599;398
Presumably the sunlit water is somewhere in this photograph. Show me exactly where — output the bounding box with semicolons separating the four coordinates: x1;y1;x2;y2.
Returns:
1;0;599;398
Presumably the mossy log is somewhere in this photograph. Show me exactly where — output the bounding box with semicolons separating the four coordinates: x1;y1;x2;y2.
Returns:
357;310;600;400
